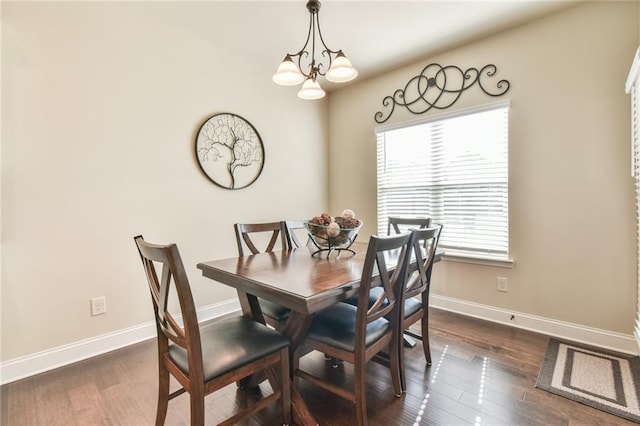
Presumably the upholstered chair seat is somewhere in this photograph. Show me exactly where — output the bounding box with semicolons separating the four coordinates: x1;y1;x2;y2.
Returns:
168;316;290;381
305;303;391;352
259;299;292;323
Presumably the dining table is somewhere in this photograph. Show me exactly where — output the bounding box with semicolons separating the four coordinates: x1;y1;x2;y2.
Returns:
196;241;441;425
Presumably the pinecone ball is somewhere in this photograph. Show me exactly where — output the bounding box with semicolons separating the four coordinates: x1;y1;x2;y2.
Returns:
342;218;361;229
335;216;361;229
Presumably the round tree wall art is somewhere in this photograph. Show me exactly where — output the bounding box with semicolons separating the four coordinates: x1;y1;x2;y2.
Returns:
195;113;265;189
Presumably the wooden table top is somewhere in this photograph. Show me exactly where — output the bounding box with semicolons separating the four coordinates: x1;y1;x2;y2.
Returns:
197;242;371;314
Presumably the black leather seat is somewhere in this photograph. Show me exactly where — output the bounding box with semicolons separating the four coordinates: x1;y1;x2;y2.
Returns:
258;299;292;324
305;303;391;352
168;316;290;381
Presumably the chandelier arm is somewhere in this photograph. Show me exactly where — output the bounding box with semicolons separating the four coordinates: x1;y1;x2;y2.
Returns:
309;10;318;78
284;6;316;79
314;11;340;76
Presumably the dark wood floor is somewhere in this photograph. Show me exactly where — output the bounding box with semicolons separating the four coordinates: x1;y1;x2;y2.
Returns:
1;308;636;425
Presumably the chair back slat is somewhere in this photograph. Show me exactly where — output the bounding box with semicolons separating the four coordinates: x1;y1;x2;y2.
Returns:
406;226;442;300
142;257;161;304
158;264;172;324
367;253;392;319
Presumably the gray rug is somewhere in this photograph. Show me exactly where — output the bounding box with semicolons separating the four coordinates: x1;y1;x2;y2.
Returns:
535;338;640;423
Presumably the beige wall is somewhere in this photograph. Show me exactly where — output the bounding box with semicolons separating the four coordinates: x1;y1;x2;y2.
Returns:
1;2;328;360
2;0;638;365
329;1;638;333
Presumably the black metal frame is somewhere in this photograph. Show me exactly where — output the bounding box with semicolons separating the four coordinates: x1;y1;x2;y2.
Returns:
281;0;344;82
374;63;511;124
308;233;359;258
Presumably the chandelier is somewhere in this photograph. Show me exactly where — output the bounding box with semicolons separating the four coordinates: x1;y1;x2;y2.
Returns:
272;0;358;100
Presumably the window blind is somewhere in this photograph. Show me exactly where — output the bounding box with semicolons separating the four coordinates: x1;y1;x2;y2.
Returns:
376;102;509;258
625;47;640;351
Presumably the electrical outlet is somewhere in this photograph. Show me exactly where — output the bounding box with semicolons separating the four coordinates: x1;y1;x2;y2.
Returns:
91;296;106;316
497;277;508;292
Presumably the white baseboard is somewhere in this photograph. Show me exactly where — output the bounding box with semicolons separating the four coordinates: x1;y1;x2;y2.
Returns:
0;299;240;386
3;296;637;386
431;295;639;355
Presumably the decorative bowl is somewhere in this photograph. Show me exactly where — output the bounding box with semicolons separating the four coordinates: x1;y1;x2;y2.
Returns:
304;221;363;256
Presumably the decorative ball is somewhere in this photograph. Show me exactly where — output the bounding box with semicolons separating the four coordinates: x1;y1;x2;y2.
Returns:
326;222;341;237
341;209;355;220
320;213;333;224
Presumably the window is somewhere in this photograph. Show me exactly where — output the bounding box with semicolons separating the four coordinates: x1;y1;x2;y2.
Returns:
625;47;640;351
376;101;509;260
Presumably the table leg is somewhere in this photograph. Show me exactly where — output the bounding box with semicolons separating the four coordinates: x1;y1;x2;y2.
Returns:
236;291;267;389
237;290;265;323
280;311;314;350
236;291;319;425
282;311;317;426
292;388;318;426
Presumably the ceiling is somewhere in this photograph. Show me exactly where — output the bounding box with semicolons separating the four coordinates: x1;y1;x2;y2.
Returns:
141;1;581;92
255;0;581;91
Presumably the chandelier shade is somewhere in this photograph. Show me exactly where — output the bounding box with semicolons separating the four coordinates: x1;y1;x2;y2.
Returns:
326;51;358;83
273;0;357;100
298;77;326;100
272;55;305;86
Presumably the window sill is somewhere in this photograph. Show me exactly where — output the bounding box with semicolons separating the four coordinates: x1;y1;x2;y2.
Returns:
440;252;514;268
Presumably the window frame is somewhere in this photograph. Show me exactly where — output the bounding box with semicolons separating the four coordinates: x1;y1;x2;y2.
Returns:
625;47;640;351
375;100;513;267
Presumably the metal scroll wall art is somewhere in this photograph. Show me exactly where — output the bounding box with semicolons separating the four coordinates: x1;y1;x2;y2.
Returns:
374;63;510;124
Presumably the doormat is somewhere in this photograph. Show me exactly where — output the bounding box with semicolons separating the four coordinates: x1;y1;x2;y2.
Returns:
535;338;640;423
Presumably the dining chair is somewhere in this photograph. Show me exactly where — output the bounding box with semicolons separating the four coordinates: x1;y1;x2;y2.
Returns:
284;219;310;250
234;222;291;329
133;235;291;426
386;216;436;346
343;217;432;314
293;232;414;426
398;226;442;390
